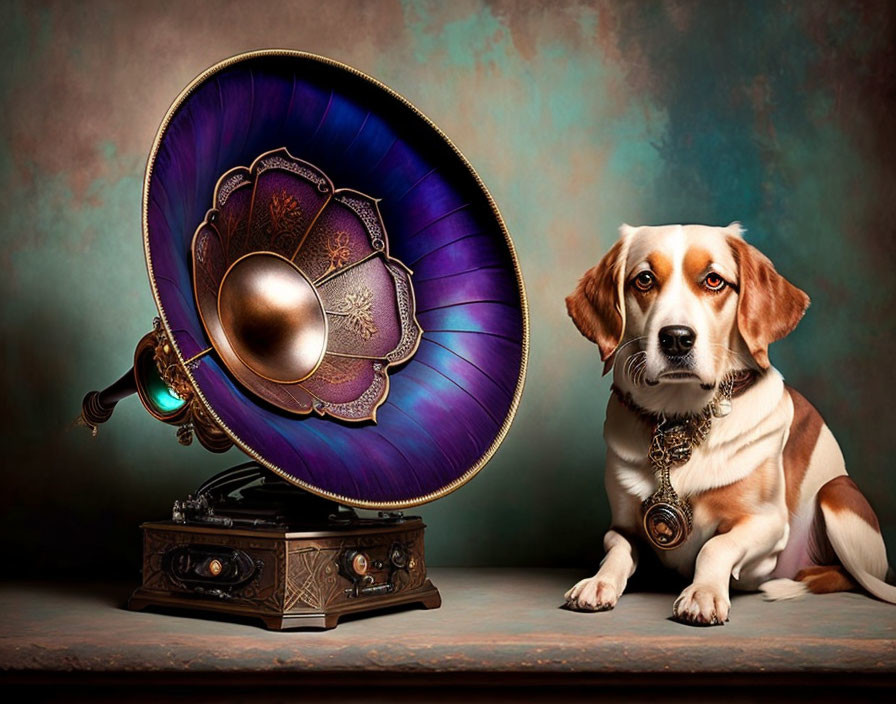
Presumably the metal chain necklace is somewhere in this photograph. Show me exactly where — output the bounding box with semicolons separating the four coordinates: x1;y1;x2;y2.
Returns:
639;375;735;550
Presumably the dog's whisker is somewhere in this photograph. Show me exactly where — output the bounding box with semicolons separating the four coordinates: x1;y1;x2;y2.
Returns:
636;355;647;386
615;337;648;355
625;353;645;378
624;351;647;386
611;337;649;374
629;354;647;387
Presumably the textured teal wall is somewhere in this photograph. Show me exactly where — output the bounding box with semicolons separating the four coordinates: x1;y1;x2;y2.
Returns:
1;0;894;575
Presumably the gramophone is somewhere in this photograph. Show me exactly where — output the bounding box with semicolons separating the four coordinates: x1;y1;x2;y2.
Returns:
80;51;528;629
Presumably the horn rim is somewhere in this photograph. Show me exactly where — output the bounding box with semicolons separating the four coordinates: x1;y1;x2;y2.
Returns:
142;49;530;509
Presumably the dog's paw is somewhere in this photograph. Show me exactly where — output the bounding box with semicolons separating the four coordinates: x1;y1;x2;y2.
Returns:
672;583;730;626
564;577;619;612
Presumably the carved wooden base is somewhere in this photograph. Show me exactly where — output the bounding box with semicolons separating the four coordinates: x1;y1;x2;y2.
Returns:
128;518;441;630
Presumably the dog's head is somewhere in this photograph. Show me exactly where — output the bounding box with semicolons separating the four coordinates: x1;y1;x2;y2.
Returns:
566;224;809;415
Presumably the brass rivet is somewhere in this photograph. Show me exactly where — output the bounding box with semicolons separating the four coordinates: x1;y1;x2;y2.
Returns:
209;559;223;576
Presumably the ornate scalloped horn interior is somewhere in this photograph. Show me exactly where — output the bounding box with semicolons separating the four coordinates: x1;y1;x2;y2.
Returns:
194;148;421;421
79;51;528;509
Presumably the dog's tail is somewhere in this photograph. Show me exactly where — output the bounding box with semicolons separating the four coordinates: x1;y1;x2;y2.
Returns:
761;476;896;604
817;476;896;603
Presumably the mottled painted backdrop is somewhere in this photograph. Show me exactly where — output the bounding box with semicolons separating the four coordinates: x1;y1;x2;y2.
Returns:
1;0;894;576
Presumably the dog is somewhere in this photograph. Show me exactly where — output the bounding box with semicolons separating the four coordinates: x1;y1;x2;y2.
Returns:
564;223;895;625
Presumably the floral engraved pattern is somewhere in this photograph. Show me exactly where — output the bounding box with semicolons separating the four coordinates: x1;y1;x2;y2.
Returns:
324;231;351;275
267;189;302;245
332;287;377;340
219;210;241;259
191;149;421;421
314;358;354;386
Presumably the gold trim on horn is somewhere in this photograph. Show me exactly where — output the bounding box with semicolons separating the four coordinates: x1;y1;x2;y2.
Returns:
142;50;529;509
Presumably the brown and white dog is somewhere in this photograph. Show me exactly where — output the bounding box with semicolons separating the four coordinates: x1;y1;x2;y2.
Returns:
564;223;895;625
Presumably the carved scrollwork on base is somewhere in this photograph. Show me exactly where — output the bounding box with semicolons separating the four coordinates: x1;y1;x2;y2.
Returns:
132;519;436;629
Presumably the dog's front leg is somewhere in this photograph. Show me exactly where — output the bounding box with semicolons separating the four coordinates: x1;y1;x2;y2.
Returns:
564;528;638;611
673;512;784;626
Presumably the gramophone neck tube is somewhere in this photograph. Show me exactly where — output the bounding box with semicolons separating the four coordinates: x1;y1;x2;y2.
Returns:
81;368;138;428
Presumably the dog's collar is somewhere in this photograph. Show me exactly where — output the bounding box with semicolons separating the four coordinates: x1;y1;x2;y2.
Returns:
610;368;759;551
610;368;759;425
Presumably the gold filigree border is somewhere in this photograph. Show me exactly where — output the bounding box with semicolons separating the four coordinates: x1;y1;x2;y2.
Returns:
142;49;530;509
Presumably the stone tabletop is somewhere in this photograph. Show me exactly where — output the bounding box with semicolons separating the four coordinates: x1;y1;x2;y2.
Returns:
1;568;894;690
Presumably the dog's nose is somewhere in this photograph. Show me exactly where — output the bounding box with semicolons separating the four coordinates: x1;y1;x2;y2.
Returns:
659;325;696;357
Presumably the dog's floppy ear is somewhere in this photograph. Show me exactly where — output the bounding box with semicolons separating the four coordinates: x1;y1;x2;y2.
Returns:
566;232;629;374
727;234;810;369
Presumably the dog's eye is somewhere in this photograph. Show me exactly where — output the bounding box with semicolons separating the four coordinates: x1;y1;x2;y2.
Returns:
633;271;655;292
703;272;726;291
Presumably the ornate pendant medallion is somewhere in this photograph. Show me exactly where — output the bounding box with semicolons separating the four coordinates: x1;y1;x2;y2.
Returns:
637;375;739;551
642;496;692;550
640;419;699;551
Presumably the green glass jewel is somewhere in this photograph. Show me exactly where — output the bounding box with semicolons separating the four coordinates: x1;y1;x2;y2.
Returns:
138;351;186;415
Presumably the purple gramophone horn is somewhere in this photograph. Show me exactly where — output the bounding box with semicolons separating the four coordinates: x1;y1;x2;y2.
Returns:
81;51;528;509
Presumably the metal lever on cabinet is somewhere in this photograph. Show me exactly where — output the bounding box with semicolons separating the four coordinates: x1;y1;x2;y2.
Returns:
338;543;411;598
355;582;395;596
